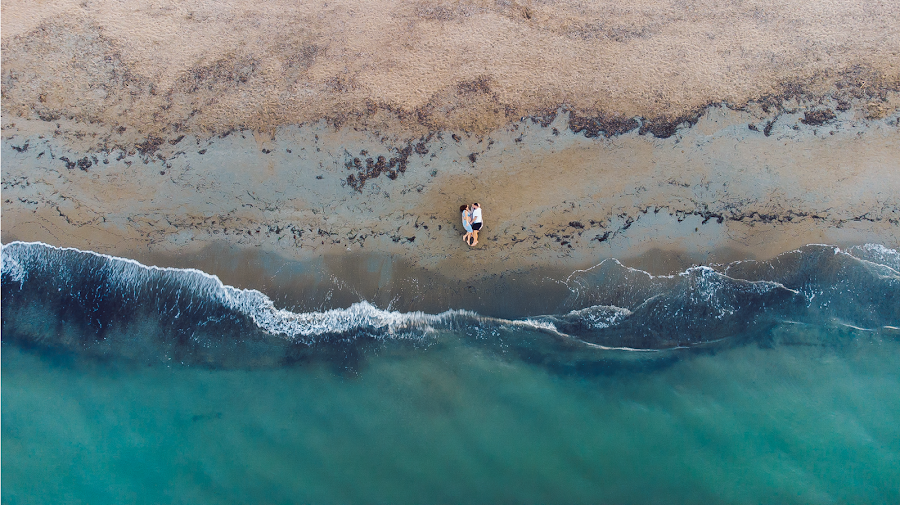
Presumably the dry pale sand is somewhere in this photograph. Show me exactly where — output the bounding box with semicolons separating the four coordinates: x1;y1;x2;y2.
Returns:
2;0;899;282
2;0;899;141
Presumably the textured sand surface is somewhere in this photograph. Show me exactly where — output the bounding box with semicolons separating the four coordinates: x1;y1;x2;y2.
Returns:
2;0;899;281
2;0;899;142
3;103;898;279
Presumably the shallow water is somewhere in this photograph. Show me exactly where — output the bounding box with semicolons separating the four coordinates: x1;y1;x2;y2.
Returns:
2;242;899;503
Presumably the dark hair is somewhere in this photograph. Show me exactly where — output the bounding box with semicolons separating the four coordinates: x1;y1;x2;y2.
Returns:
474;203;480;207
460;205;468;212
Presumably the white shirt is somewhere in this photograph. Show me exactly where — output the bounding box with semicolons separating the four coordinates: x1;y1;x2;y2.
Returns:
472;207;482;224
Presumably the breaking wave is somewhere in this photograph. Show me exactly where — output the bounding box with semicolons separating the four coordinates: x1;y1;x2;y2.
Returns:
2;241;898;367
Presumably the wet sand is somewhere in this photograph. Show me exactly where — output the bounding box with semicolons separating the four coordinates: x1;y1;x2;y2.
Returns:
3;100;899;283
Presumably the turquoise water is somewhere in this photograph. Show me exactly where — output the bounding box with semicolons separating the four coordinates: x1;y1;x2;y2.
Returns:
3;242;899;503
4;325;899;504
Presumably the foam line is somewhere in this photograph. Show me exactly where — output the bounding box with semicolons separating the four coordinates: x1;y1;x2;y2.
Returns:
4;241;898;351
0;241;597;345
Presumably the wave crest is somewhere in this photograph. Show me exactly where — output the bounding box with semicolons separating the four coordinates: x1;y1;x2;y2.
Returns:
2;241;898;366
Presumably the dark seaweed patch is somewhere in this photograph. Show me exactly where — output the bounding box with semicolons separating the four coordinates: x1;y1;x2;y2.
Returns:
800;109;836;126
457;76;492;95
568;113;639;138
175;56;259;94
135;136;164;156
344;146;413;191
529;109;558;128
638;110;703;139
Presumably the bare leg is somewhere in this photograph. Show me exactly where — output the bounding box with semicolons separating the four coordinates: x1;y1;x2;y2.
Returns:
472;230;478;245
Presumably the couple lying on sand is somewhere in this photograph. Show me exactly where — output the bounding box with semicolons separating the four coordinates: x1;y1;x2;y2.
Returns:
460;203;483;246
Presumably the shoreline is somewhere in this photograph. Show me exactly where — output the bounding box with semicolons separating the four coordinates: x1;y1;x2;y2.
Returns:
4;2;900;501
3;97;899;287
5;238;897;321
3;240;897;353
4;0;898;292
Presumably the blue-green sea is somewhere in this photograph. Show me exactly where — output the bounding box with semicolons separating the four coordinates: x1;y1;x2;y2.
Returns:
2;241;899;504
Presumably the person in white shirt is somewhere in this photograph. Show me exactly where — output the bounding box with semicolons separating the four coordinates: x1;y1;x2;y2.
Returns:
470;203;483;246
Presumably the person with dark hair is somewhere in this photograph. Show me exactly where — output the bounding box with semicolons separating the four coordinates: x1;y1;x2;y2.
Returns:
460;204;474;245
470;203;483;246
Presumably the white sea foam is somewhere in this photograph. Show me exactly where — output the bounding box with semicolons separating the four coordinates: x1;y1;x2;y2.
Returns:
3;240;895;349
1;241;476;342
562;305;632;329
847;243;900;276
0;241;567;344
0;250;26;287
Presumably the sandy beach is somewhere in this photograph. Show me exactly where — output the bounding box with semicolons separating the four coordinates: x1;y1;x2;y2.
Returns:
3;0;899;285
6;4;900;502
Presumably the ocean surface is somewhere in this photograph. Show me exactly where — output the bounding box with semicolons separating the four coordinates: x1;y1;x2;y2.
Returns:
2;241;899;504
